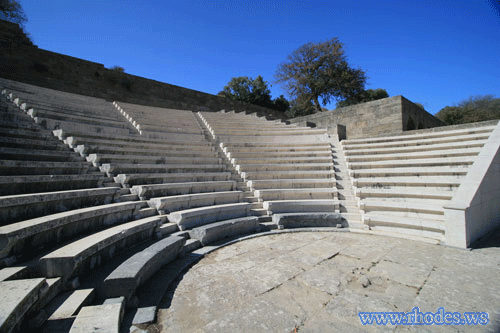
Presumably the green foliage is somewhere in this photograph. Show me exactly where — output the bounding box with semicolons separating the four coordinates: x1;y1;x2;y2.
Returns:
0;0;27;25
435;95;500;125
218;75;290;112
336;88;389;108
110;65;125;73
275;37;366;113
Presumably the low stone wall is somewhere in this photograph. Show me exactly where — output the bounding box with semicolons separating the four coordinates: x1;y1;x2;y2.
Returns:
287;96;445;139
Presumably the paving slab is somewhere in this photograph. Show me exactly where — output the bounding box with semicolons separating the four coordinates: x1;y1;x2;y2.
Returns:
156;231;500;332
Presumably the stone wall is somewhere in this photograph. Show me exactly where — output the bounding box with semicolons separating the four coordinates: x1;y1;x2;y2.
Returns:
287;96;445;139
0;20;283;119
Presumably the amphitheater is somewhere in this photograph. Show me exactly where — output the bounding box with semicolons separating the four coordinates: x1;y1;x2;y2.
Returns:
1;22;500;333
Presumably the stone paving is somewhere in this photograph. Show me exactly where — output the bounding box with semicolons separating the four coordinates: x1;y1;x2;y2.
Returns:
156;231;500;332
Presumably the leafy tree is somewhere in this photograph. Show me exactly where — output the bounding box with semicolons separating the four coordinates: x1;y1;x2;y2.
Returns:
435;95;500;125
275;38;367;113
336;88;389;108
272;94;290;113
109;65;125;73
0;0;27;25
218;75;272;107
218;75;290;112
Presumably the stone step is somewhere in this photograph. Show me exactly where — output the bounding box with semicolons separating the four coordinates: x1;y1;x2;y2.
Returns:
0;174;106;196
114;172;232;187
38;215;165;280
188;216;260;246
69;298;124;333
353;176;462;188
100;163;225;176
227;150;332;159
0;201;146;262
360;199;447;216
0;187;121;224
241;170;334;181
347;156;475;170
356;188;454;200
102;236;185;302
0;159;98;176
263;199;339;214
236;162;333;173
345;147;482;163
364;213;445;240
0;278;48;333
348;166;469;178
87;153;220;166
248;179;336;190
231;155;333;165
148;191;244;214
343;139;488;156
255;188;337;201
167;202;251;231
342;125;495;146
45;289;95;322
0;147;83;162
130;180;236;199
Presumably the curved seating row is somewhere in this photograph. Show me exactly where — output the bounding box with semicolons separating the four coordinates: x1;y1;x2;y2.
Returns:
342;122;498;241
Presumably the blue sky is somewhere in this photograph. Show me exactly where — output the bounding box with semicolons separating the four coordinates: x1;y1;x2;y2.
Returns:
20;0;500;114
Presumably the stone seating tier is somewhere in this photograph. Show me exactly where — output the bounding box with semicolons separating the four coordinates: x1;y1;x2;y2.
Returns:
345;147;482;163
114;172;232;187
343;139;488;156
55;130;210;147
77;145;216;158
69;298;124;333
0;174;108;196
86;153;220;167
130;180;236;199
272;213;345;229
263;200;339;214
188;216;260;246
0;201;145;261
231;156;333;165
0;187;120;224
148;191;244;214
235;162;333;173
254;188;337;201
341;132;493;152
0;147;84;162
102;235;185;301
26;108;131;129
348;166;469;178
342;125;496;145
0;160;99;176
241;170;334;181
100;163;226;177
38;215;164;280
227;150;333;159
0;277;48;333
247;179;336;190
346;156;475;170
167;202;251;230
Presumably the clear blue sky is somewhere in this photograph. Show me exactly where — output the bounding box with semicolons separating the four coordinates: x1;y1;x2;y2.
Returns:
20;0;500;114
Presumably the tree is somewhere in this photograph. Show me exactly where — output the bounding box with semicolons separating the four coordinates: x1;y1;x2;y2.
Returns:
275;38;367;113
218;75;273;108
0;0;27;25
336;88;389;108
435;95;500;125
110;65;125;73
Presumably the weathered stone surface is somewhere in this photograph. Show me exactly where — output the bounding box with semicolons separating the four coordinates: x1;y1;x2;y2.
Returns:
102;236;185;300
272;212;344;229
157;232;500;332
188;216;260;245
69;298;124;333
